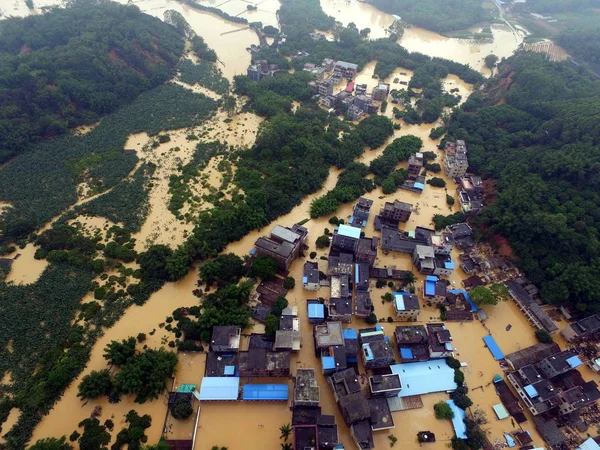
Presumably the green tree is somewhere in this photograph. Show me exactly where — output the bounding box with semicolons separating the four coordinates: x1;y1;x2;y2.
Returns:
29;437;73;450
434;401;455;420
489;283;509;301
200;253;244;286
283;277;295;290
446;194;455;206
366;313;378;324
249;256;277;280
137;245;174;282
166;245;193;281
485;54;498;71
265;314;280;337
535;329;553;344
402;272;416;285
104;337;137;367
78;369;113;400
78;418;111;450
426;177;446;188
281;444;293;450
315;235;330;249
171;397;193;420
470;286;498;306
279;423;292;441
113;348;178;403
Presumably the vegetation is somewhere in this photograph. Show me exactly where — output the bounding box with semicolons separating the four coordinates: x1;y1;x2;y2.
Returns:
112;410;152;450
283;277;295;290
1;83;217;241
484;54;498;71
469;286;497;306
426;177;446;188
356;115;394;149
171;397;194;420
434;401;455;420
77;369;113;400
432;212;466;231
249;256;277;280
536;329;554;344
316;235;331;249
178;59;230;95
0;2;184;164
369;0;489;33
446;194;455;206
28;437;73;450
448;51;600;311
200;253;244;287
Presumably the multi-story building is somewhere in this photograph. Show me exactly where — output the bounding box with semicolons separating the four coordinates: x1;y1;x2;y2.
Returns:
393;292;420;321
350;197;373;227
561;314;600;343
334;61;359;79
444;140;468;178
394;325;430;363
426;323;454;358
371;82;390;101
359;327;395;370
210;326;241;353
294;368;320;407
254;223;308;271
413;245;435;274
378;200;413;225
318;78;335;96
331;224;361;254
407;152;424;179
355;238;378;266
303;261;320;291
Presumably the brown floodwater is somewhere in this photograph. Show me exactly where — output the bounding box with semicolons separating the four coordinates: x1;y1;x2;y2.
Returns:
0;408;21;443
4;243;48;285
190;0;281;28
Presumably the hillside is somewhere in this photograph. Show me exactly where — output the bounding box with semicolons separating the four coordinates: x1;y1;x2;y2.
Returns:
368;0;489;33
448;52;600;312
0;2;184;163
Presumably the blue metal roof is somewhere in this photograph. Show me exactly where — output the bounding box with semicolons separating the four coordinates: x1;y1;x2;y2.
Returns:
224;365;235;376
302;276;308;283
504;433;516;447
308;303;325;319
322;356;336;370
567;355;583;369
199;377;240;401
400;347;413;359
338;224;361;239
444;260;456;269
242;384;288;401
414;182;425;190
394;293;406;311
578;438;600;450
390;361;457;397
343;329;357;339
446;400;467;439
425;280;436;296
363;343;374;361
524;384;538;398
483;335;504;360
426;275;439;282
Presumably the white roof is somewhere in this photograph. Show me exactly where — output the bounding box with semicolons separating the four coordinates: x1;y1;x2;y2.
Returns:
338;224;361;239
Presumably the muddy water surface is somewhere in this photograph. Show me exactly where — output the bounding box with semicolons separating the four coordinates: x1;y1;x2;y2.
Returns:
4;243;48;285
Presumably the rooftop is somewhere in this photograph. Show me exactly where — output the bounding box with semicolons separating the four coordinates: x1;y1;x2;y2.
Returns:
571;314;600;336
446;400;467;439
303;261;320;285
255;236;295;258
329;367;361;397
328;297;353;317
206;351;238;377
272;224;303;243
338;224;361;240
369;374;402;393
390;360;458;397
238;349;290;373
199;377;240;401
395;325;428;344
393;292;420;311
211;326;241;351
368;397;394;430
330;274;350;298
351;420;374;450
242;384;288;401
294;368;320;404
315;321;345;348
505;342;561;370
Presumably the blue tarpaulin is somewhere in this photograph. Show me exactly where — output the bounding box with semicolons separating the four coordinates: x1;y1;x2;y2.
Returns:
400;348;413;359
483;335;504;360
242;384;288;401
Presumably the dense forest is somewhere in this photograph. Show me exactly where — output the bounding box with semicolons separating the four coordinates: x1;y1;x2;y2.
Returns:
447;51;600;312
0;2;185;163
367;0;489;33
558;26;600;69
525;0;600;14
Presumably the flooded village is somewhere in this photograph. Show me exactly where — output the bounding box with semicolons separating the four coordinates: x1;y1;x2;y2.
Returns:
1;1;600;450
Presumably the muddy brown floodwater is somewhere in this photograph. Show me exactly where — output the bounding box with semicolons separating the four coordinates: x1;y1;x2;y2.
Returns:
3;0;549;448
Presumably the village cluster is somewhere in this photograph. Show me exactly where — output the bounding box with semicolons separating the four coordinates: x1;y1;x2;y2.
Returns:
156;136;600;450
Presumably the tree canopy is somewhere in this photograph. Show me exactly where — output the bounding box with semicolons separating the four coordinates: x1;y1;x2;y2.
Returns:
0;2;184;163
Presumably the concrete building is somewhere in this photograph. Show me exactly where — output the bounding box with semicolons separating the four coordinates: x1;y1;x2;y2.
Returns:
377;200;412;226
327;297;353;323
356;237;378;267
354;263;370;291
254;223;308;271
210;326;241;353
318;78;335;96
394;325;430;363
393;292;420;321
294;369;319;407
247;59;273;81
433;255;455;277
427;323;454;358
354;290;373;319
444;140;468;178
413;245;435;274
332;224;361;254
308;300;326;324
561;314;600;343
330;273;350;300
347;104;364;121
371;82;390;101
407;152;424;179
350;197;373;227
334;61;359;79
359;327;395;370
314;321;345;353
238;349;291;377
368;374;402;397
506;280;558;334
303;261;320;291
